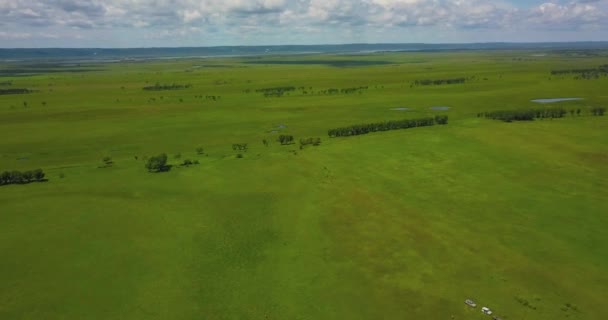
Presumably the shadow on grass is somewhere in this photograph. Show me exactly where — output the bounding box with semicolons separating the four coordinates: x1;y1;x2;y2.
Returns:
0;179;49;187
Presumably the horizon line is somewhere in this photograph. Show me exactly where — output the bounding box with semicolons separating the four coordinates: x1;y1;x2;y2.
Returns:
1;41;608;50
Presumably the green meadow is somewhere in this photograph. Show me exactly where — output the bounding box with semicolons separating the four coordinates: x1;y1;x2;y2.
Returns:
1;51;607;319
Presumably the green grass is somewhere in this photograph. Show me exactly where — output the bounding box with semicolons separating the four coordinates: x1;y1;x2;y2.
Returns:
1;50;607;319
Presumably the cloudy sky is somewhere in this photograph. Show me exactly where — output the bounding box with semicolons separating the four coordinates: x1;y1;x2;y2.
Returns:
0;0;606;48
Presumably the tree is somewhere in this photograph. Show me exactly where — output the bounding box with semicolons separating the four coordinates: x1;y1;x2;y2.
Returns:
10;171;23;184
278;135;294;145
146;153;168;172
33;169;45;181
577;109;582;116
22;170;34;183
196;147;204;155
1;171;11;185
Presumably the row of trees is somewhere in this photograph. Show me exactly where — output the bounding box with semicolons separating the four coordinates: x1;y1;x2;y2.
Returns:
328;116;447;138
143;83;192;91
0;81;12;86
0;88;32;95
317;86;368;95
413;78;466;86
551;65;608;80
480;107;606;122
1;169;45;186
480;107;568;122
256;86;296;97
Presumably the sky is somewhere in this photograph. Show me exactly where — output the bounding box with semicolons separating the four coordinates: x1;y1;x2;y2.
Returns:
0;0;606;48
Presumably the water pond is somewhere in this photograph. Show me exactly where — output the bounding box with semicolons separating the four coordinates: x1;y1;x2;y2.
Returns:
531;98;583;104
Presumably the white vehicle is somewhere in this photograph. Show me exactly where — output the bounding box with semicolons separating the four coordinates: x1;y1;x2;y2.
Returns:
465;299;477;307
482;307;493;315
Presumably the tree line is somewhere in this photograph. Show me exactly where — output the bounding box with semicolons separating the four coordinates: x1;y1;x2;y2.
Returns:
0;88;33;95
0;81;12;86
480;107;606;122
143;83;193;91
256;86;296;97
551;65;608;80
312;86;368;95
328;115;448;138
480;108;567;122
413;78;466;86
1;169;46;186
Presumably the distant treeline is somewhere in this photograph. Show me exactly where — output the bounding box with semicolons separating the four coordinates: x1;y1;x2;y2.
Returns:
480;107;606;122
591;107;607;116
551;65;608;79
316;86;368;95
1;169;46;186
328;115;448;138
143;83;192;91
256;86;296;97
0;88;33;95
413;78;466;86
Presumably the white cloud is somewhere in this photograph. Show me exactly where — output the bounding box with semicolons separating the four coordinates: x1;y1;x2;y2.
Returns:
0;0;606;46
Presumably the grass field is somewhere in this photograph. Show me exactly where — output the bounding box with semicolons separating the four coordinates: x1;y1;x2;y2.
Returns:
1;50;607;319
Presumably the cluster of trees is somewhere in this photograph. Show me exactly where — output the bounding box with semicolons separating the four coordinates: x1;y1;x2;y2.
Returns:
0;88;32;95
1;169;45;186
143;83;192;91
591;107;606;116
480;107;568;122
413;78;466;86
328;116;446;138
278;135;295;145
256;86;296;97
0;81;12;86
551;65;608;80
145;154;169;172
299;137;321;149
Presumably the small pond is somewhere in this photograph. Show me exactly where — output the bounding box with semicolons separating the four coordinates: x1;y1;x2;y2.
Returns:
531;98;583;104
430;106;451;111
